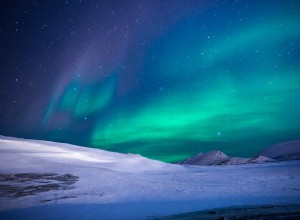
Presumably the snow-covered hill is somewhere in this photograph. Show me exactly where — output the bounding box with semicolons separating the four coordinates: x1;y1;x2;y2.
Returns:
259;139;300;160
0;136;300;220
178;150;274;165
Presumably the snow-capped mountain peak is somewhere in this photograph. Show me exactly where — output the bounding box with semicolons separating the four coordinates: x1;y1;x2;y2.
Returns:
179;139;300;166
178;150;230;165
178;150;275;166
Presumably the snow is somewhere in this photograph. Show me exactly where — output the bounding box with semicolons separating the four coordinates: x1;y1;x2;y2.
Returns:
259;139;300;160
178;150;229;165
178;150;274;165
0;136;300;219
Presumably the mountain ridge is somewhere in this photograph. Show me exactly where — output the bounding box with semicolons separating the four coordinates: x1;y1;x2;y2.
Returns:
178;139;300;166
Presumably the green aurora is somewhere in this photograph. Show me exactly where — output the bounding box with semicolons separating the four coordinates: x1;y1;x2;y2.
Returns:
3;1;299;163
90;14;300;162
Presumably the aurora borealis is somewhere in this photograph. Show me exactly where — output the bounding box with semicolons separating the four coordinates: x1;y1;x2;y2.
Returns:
1;1;300;162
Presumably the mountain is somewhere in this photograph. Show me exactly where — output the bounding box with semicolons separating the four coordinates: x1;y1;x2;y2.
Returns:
178;150;274;166
178;150;229;165
179;139;300;166
258;139;300;161
219;155;274;165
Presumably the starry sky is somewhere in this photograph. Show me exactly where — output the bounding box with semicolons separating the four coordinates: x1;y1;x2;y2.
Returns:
1;0;300;162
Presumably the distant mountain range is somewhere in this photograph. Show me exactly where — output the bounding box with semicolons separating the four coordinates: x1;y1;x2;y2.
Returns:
178;139;300;166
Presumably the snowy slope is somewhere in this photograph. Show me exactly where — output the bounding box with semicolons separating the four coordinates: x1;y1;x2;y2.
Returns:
178;150;229;165
259;139;300;160
0;136;300;220
178;150;274;165
0;135;180;174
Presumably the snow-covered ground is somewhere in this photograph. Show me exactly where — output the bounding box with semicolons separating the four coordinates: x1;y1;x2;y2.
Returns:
0;136;300;219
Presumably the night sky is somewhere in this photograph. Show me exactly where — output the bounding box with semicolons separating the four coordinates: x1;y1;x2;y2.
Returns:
1;0;300;162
